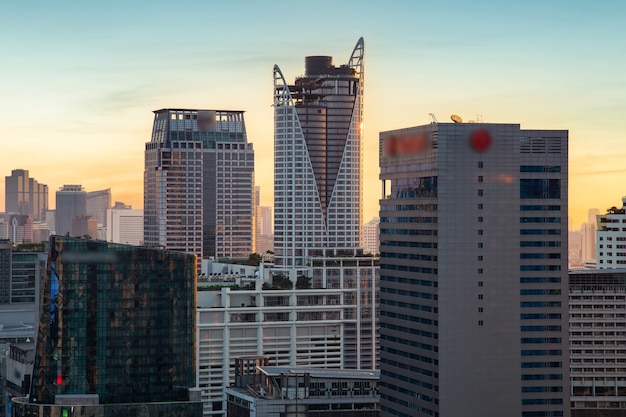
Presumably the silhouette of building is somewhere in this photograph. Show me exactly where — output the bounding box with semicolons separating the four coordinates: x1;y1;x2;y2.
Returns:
5;169;48;222
379;122;569;417
144;109;255;260
272;38;364;268
11;236;202;416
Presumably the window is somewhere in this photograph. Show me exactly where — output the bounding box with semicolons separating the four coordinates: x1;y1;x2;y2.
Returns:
478;242;483;248
478;320;484;326
478;189;484;196
478;307;484;312
478;294;484;300
478;281;484;287
478;268;484;274
478;217;483;223
478;203;483;210
478;256;483;261
478;176;483;182
478;230;483;235
478;161;484;168
520;179;561;199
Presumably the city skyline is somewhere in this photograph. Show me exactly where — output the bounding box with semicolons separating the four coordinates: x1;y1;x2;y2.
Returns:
1;1;625;227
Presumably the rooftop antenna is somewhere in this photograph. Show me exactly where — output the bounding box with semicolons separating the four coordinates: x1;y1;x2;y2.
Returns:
428;113;438;123
450;114;462;123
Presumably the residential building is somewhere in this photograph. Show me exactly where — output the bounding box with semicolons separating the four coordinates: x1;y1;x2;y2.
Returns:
106;203;143;245
55;185;87;237
196;255;378;417
225;358;379;417
144;109;255;260
379;121;569;417
12;236;202;416
569;269;626;417
272;38;364;268
5;169;48;222
363;217;380;255
596;200;626;268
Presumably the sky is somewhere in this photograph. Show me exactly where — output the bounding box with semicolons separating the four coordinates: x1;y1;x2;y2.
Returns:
1;0;625;229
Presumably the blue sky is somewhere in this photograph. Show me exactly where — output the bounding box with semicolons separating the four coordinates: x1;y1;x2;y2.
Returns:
2;0;625;226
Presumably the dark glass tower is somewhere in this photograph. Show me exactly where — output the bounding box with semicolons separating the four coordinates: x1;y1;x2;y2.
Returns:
28;236;198;406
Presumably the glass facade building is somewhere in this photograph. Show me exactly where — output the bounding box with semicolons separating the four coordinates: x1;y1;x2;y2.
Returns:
272;38;364;268
379;123;570;417
27;236;197;407
144;109;255;260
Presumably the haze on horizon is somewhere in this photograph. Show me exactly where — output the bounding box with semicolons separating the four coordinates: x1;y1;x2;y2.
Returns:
1;0;625;229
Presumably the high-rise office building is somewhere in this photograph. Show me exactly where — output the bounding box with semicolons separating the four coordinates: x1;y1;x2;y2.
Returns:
12;236;202;416
55;185;87;237
379;122;569;417
86;188;112;228
5;169;48;221
144;109;255;261
272;38;364;268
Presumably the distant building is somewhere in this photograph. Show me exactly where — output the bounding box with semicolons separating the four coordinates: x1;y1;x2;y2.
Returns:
362;217;379;255
5;169;48;222
225;358;379;417
12;236;202;416
106;204;143;245
55;185;87;237
144;109;255;260
8;215;33;244
596;199;626;268
86;188;112;229
70;215;98;239
256;206;273;254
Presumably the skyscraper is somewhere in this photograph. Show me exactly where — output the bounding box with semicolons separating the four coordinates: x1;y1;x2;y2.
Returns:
55;184;87;236
273;38;364;268
379;122;569;417
12;236;202;416
5;169;48;221
144;109;255;261
86;188;112;228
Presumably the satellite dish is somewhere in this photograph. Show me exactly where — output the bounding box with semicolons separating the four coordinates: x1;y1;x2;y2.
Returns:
450;114;462;123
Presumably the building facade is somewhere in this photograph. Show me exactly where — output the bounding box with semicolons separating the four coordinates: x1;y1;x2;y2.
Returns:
379;122;569;417
12;236;201;416
363;217;380;255
55;185;87;237
86;188;112;228
5;169;48;222
272;38;364;268
106;205;143;245
144;109;255;260
225;359;379;417
569;269;626;417
196;255;378;417
596;200;626;269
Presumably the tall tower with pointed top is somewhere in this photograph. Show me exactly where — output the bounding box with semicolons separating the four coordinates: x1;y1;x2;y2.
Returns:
273;38;364;268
